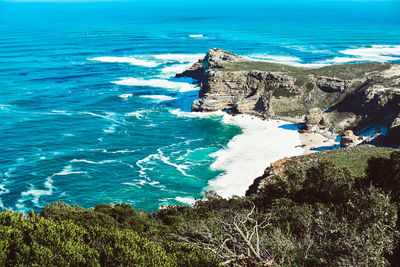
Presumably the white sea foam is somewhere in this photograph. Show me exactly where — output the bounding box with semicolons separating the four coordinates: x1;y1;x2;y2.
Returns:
283;45;332;54
54;165;86;176
50;110;72;115
248;54;302;65
125;110;151;119
70;159;116;165
207;114;304;198
0;104;11;111
319;45;400;64
71;159;98;164
79;111;127;126
16;165;86;211
0;183;10;209
189;34;204;38
89;56;159;67
118;93;133;99
169;109;225;119
17;177;54;210
161;63;194;75
123;179;148;188
103;125;116;133
246;45;400;68
112;77;199;92
104;149;139;154
140;95;177;102
136;154;157;180
246;54;328;68
122;182;140;188
340;45;400;61
175;196;196;205
152;54;203;63
157;148;193;177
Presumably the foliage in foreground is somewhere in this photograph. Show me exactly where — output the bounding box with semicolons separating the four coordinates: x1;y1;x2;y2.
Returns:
1;151;400;266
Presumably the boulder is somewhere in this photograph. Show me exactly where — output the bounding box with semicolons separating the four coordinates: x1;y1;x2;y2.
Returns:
340;130;358;147
305;108;324;125
303;108;331;130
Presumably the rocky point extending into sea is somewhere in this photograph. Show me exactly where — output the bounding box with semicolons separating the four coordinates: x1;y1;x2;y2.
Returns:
178;48;400;149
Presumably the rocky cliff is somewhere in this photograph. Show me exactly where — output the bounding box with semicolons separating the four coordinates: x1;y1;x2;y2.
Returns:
177;48;400;147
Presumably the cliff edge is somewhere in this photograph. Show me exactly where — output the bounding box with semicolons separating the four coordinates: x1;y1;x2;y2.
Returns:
177;48;400;148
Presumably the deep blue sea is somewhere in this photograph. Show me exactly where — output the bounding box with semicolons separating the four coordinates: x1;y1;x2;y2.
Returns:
0;0;399;212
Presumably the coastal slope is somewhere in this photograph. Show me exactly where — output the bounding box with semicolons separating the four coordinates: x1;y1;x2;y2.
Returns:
177;48;400;147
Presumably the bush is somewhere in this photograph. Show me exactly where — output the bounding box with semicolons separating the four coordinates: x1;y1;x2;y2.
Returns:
364;151;400;202
2;152;400;266
0;208;220;266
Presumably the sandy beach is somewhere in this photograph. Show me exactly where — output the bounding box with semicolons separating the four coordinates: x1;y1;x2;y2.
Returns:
299;131;339;155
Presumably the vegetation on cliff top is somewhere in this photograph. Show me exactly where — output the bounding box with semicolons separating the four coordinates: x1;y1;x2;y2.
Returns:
271;145;397;177
1;147;400;266
221;61;391;80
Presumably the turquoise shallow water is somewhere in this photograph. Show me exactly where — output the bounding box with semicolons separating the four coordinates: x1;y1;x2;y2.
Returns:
0;0;399;212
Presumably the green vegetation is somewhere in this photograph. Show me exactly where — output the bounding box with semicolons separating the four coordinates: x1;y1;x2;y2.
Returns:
221;61;304;72
305;82;314;91
280;145;397;177
309;62;391;80
1;147;400;266
222;61;391;81
272;87;298;98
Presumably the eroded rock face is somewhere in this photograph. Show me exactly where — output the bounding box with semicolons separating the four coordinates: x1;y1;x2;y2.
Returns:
315;76;349;93
203;48;247;69
175;48;247;80
192;70;299;116
175;60;204;80
246;157;292;195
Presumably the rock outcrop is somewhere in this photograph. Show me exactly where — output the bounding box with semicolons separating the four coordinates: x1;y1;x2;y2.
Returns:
176;48;247;80
340;130;358;148
178;48;400;147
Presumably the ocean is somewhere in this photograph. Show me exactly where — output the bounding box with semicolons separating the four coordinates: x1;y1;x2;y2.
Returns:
0;0;399;212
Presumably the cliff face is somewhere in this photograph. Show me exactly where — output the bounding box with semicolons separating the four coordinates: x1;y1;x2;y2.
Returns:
178;48;400;147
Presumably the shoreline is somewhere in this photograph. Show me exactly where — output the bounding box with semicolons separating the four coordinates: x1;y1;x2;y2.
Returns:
299;131;339;155
202;113;340;199
205;114;304;198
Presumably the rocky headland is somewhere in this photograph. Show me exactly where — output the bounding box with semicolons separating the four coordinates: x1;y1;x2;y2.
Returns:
177;48;400;148
177;48;400;195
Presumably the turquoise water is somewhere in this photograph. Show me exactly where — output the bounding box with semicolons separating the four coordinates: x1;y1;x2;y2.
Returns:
0;0;399;212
